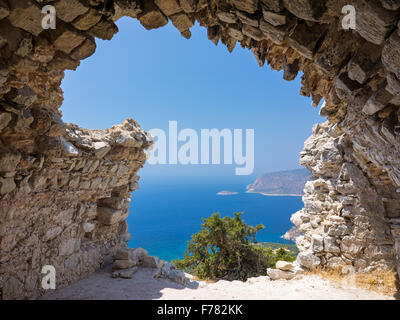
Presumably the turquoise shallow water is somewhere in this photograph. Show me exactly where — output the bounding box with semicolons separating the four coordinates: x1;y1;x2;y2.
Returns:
127;176;303;262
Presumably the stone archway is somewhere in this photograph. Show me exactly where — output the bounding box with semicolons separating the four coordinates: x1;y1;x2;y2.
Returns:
0;0;400;299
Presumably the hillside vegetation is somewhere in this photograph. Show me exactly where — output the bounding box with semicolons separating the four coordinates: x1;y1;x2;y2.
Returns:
173;212;296;281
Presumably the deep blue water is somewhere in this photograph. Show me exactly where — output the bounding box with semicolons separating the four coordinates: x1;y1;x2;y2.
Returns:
127;176;303;262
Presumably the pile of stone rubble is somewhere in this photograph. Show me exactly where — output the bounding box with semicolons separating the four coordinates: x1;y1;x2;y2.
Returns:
112;247;306;285
112;247;186;286
267;260;306;281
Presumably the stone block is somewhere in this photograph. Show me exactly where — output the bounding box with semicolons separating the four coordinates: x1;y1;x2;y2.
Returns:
0;178;16;194
72;8;102;31
348;42;382;84
89;19;119;40
236;10;259;27
260;0;283;12
227;26;244;41
8;0;43;36
355;0;399;45
0;19;23;51
297;251;321;269
216;11;237;24
115;247;132;260
324;237;341;253
93;141;111;159
48;52;81;71
142;255;166;268
282;0;325;21
288;22;327;60
259;19;289;45
267;268;296;280
170;12;194;32
114;259;137;269
0;112;11;131
283;58;299;81
386;73;400;95
50;24;86;54
16;37;33;57
113;1;142;21
276;261;294;271
112;267;138;278
334;72;363;96
380;0;400;10
98;196;125;210
44;226;62;241
362;0;400;45
59;238;79;256
54;0;89;23
311;234;324;252
363;87;393;115
179;0;198;13
2;277;24;300
341;236;363;255
133;247;148;260
155;262;186;285
0;152;21;172
382;31;400;79
231;0;259;14
82;222;94;233
314;27;358;78
262;9;287;26
207;25;220;45
97;206;128;225
138;1;168;30
242;24;264;41
327;224;349;237
0;0;10;20
70;38;96;61
326;257;345;269
154;0;182;16
7;85;36;107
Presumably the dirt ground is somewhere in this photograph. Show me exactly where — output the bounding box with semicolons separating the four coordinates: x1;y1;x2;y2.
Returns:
41;266;395;300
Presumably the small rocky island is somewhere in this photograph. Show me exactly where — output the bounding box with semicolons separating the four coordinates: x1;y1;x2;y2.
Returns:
217;190;239;195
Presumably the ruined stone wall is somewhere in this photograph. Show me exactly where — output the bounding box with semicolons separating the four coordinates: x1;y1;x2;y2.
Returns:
0;118;152;299
1;0;400;299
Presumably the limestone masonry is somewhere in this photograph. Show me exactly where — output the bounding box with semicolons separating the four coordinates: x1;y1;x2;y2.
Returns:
1;0;400;299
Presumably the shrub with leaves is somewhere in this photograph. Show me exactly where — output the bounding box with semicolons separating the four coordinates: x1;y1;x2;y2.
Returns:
172;212;296;281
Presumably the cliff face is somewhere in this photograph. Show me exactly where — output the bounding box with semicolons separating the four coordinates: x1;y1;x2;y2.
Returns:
1;0;400;299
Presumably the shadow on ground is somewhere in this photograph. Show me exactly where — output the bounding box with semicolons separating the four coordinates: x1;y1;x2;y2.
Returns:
41;265;199;300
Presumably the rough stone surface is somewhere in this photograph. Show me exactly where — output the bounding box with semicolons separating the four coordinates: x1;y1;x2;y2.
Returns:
276;261;294;271
267;268;296;280
111;247;186;285
1;0;400;299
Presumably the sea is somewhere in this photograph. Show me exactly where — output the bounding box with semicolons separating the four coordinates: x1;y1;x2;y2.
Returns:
127;176;303;262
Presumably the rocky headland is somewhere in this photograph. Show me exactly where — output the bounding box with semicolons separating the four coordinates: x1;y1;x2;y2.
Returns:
246;169;310;196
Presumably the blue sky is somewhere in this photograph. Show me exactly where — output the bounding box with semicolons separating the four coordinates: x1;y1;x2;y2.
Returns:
60;17;323;180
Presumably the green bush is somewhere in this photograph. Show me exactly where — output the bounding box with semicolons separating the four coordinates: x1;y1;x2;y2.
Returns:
172;212;296;281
